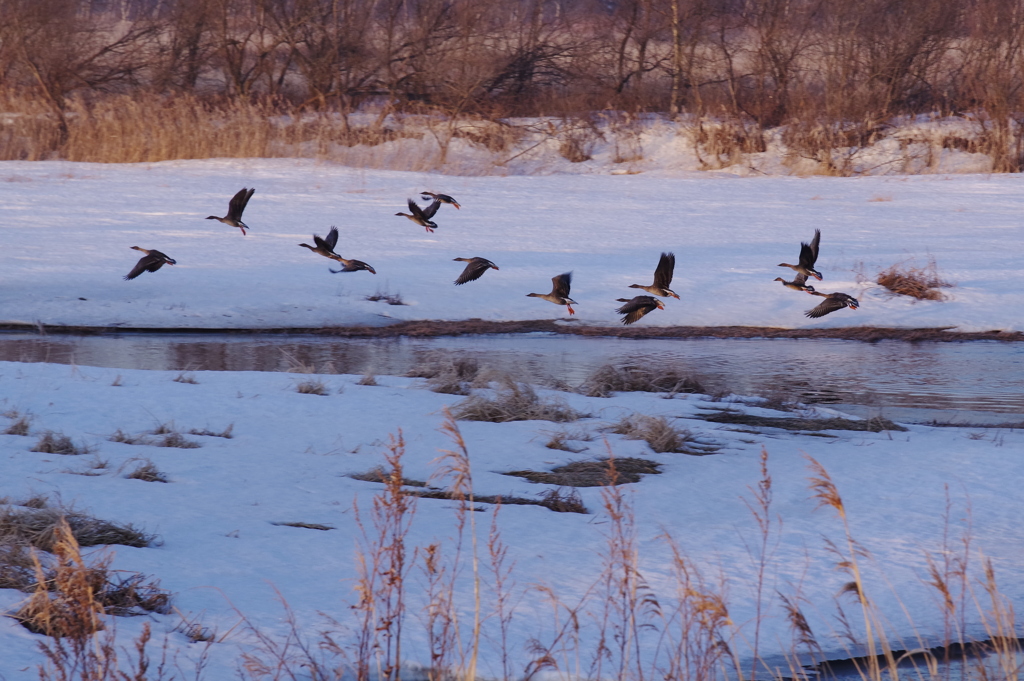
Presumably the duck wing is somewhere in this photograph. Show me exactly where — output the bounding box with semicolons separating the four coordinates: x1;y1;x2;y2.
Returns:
551;272;572;298
616;296;656;325
421;198;442;219
800;229;821;268
654;252;675;289
455;258;492;285
805;295;847;318
793;272;808;286
228;187;254;221
407;198;426;220
124;254;159;280
324;227;339;250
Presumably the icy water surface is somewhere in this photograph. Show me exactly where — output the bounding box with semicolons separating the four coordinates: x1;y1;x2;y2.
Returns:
2;332;1022;422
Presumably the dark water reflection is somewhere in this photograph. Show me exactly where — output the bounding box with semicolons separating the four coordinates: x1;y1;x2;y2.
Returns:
2;332;1023;418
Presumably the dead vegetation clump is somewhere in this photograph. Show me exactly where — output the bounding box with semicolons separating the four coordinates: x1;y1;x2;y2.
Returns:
270;521;336;531
544;428;593;452
158;432;201;449
0;505;156;551
296;378;329;395
358;372;379;386
31;431;90;455
876;257;954;301
407;357;480;395
4;410;32;435
701;410;907;432
580;363;706;397
110;425;201;449
611;414;709;454
124;460;169;483
189;423;234;439
452;379;584;423
365;290;406;306
506;457;661;487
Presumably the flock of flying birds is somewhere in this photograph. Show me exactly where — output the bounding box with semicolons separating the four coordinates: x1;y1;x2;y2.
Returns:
124;188;860;324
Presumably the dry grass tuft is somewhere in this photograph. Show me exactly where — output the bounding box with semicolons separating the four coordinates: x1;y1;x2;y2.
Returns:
358;372;379;386
877;257;954;301
125;460;169;483
158;432;201;449
506;457;661;487
296;378;329;396
580;364;706;398
189;423;234;439
4;410;32;436
544;428;593;452
0;506;156;551
611;414;705;454
536;487;589;514
32;431;89;455
173;372;199;384
366;290;407;306
452;379;584;423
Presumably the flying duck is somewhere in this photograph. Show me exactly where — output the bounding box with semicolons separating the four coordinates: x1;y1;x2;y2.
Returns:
527;272;577;315
629;252;680;299
124;247;176;280
396;198;442;232
453;257;499;285
206;187;255;235
615;296;665;325
774;272;818;293
778;229;822;280
298;227;375;273
805;291;859;318
421;192;461;210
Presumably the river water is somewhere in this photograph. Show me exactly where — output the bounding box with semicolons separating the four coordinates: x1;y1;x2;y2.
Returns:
2;331;1022;424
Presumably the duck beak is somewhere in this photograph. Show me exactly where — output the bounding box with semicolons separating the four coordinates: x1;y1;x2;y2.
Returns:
670;292;680;300
368;267;377;274
452;203;461;210
492;265;500;270
656;300;665;310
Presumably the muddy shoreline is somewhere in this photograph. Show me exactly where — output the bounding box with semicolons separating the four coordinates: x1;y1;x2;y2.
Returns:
2;320;1021;342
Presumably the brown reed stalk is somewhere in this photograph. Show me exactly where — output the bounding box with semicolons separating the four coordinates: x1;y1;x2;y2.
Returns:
432;409;482;680
740;448;779;681
591;450;660;681
352;431;416;681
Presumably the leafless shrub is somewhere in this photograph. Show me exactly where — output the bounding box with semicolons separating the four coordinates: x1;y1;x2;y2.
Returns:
296;378;329;396
877;257;954;301
125;460;169;483
581;363;706;398
4;410;32;435
32;431;89;455
692;118;766;170
611;414;699;454
452;379;584;423
173;372;198;384
557;117;603;163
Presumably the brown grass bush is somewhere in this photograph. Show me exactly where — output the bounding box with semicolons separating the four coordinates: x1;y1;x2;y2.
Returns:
189;423;234;439
581;363;706;398
4;410;32;435
31;431;89;455
125;460;169;483
0;505;155;551
611;414;701;454
296;378;329;396
452;379;584;423
877;257;954;301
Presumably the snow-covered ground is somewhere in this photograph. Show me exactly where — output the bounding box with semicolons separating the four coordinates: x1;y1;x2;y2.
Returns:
2;159;1023;332
2;360;1022;679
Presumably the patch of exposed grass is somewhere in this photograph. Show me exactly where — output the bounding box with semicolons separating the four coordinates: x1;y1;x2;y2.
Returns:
611;414;714;454
544;429;591;453
358;372;378;386
125;461;169;483
350;467;428;487
270;521;335;531
700;410;907;432
877;257;954;301
581;363;706;397
296;378;329;395
452;379;584;423
173;372;199;384
506;457;661;487
4;410;31;436
112;425;201;449
365;290;406;305
31;431;90;455
158;432;201;449
189;423;234;439
407;356;480;395
0;506;157;551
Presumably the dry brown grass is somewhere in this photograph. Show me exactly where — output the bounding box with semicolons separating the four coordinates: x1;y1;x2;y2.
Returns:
877;257;954;301
0;505;156;551
506;457;661;487
189;423;234;439
173;372;199;384
580;363;706;398
452;379;584;423
296;378;329;395
611;414;714;454
701;410;907;433
111;426;201;449
358;372;379;386
4;410;32;436
407;356;481;395
31;431;90;455
125;460;169;483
